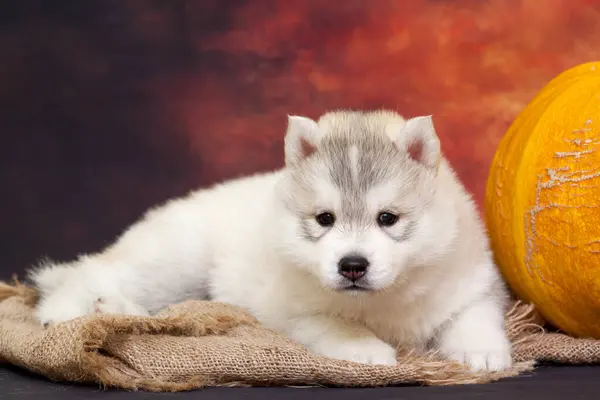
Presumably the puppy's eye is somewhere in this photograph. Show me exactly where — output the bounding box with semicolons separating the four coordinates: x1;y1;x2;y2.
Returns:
377;212;399;227
316;212;335;227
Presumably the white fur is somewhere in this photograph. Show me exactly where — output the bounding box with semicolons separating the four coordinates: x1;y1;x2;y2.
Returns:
31;110;512;371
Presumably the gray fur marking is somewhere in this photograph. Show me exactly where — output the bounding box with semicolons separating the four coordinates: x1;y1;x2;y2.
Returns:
300;219;322;242
321;132;407;225
391;219;416;242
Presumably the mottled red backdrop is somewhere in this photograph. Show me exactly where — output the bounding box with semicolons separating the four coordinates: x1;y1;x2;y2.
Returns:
1;0;600;276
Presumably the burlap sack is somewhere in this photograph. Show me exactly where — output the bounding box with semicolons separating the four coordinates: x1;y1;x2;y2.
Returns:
0;281;597;392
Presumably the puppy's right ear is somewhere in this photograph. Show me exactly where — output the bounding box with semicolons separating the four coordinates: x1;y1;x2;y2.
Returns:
284;115;321;166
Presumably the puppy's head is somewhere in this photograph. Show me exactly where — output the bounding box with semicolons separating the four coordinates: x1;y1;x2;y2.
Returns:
274;110;443;293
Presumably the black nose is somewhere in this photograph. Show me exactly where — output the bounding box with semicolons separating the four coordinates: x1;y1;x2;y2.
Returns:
338;255;370;281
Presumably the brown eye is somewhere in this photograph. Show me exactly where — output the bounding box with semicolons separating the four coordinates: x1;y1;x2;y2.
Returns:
377;212;399;227
316;212;335;227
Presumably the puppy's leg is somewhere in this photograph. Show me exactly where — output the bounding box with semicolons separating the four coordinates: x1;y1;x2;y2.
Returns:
33;267;150;326
436;296;512;371
30;197;212;327
288;315;398;366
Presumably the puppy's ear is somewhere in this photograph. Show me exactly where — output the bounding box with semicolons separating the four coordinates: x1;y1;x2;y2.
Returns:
284;115;321;166
388;115;441;170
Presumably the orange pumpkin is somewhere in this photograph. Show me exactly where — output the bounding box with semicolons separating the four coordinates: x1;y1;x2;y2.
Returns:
485;61;600;338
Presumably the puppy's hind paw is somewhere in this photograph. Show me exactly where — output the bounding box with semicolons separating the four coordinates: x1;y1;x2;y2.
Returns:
92;297;107;314
38;293;149;328
93;296;150;317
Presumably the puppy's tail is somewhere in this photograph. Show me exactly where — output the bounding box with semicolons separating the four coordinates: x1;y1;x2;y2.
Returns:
26;258;76;296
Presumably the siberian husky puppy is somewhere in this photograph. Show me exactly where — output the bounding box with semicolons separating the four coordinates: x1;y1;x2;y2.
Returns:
31;110;512;371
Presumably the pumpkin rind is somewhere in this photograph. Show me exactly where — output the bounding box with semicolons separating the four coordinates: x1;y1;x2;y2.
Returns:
485;62;600;338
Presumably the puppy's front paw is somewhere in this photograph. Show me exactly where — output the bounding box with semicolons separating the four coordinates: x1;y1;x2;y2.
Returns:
439;330;512;372
316;337;398;366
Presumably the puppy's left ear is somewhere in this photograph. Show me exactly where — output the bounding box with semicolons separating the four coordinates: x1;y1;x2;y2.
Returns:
284;115;321;166
389;115;441;170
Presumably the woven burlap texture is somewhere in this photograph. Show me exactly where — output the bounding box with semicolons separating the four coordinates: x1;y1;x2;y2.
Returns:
0;281;598;392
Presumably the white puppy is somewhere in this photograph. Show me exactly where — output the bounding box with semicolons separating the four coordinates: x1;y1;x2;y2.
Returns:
30;110;512;371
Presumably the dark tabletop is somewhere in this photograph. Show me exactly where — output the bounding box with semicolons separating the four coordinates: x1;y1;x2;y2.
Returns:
1;364;598;399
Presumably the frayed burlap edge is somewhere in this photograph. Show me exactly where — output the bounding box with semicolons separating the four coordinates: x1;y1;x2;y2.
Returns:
0;281;559;392
0;280;261;391
0;276;38;306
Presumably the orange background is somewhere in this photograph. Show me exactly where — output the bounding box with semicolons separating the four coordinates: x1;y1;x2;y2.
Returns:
1;0;599;275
